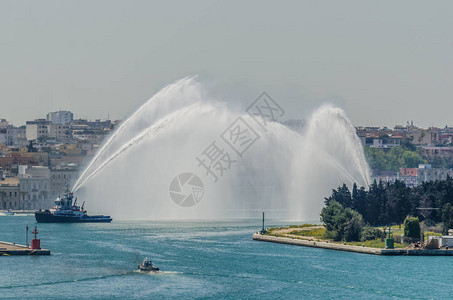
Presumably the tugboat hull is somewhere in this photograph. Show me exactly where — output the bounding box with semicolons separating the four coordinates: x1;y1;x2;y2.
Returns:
35;188;112;223
35;211;112;223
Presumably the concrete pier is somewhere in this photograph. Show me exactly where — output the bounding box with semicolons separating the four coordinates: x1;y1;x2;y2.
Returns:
0;241;50;256
253;233;453;256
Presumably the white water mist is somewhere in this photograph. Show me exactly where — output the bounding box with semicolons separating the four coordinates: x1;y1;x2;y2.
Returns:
74;77;370;220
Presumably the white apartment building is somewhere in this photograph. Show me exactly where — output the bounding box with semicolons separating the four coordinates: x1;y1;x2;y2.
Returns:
18;165;51;209
26;120;50;141
48;124;72;140
26;120;71;141
47;111;73;125
50;166;79;199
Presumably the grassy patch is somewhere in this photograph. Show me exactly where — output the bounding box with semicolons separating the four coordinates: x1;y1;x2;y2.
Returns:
266;225;407;248
346;239;406;249
288;224;318;229
289;227;326;238
267;224;319;233
425;231;442;237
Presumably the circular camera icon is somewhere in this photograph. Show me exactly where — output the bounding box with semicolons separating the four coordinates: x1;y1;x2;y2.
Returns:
169;173;204;207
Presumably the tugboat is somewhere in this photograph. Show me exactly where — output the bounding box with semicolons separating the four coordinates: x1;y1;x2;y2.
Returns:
138;257;159;272
35;189;112;223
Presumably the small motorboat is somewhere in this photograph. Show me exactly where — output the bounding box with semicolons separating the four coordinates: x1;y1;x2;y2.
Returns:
2;211;14;216
138;257;159;272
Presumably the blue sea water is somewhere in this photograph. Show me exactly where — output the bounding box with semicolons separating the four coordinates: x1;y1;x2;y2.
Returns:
0;215;452;299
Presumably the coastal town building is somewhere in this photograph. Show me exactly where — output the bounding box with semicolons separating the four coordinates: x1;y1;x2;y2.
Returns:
26;119;50;141
360;134;403;148
71;119;113;142
0;119;9;129
0;177;20;210
400;168;418;177
26;119;72;141
5;126;27;146
47;110;73;125
18;165;51;209
0;179;20;210
50;165;79;199
373;165;453;188
421;146;453;160
47;124;72;140
0;113;117;211
356;122;453;147
417;164;453;182
0;150;48;175
0;119;27;146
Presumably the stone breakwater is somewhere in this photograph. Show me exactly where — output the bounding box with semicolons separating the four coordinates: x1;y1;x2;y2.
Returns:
253;233;453;256
0;241;50;255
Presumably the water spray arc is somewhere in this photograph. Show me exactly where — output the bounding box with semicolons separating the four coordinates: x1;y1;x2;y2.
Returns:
72;76;200;192
73;104;200;192
74;78;371;220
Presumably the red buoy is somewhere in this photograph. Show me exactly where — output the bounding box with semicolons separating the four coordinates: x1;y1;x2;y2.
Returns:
31;226;41;250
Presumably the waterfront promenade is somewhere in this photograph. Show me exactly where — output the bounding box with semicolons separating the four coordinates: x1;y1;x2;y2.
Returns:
253;233;453;256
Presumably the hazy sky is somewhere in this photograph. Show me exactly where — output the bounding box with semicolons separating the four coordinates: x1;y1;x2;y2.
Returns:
1;0;452;128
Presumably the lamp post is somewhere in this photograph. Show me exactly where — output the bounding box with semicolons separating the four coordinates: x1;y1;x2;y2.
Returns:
31;226;41;250
385;225;394;249
260;212;267;234
26;224;29;248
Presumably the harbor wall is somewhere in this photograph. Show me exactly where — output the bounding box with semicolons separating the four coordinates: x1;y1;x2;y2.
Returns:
0;241;50;255
253;233;453;256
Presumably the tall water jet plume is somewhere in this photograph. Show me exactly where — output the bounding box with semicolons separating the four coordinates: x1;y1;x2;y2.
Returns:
74;78;371;220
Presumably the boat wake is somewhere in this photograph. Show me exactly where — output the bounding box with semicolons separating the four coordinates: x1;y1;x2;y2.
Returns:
133;270;182;275
0;272;136;290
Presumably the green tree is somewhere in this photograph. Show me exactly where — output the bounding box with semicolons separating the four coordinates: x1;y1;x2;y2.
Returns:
386;180;411;226
352;184;367;218
325;177;453;228
364;146;387;171
379;133;390;140
403;216;421;239
320;200;345;241
361;226;384;242
401;151;424;168
344;208;363;242
320;200;363;242
402;139;417;151
363;143;427;172
387;146;405;171
324;184;352;208
442;203;453;235
365;180;388;225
